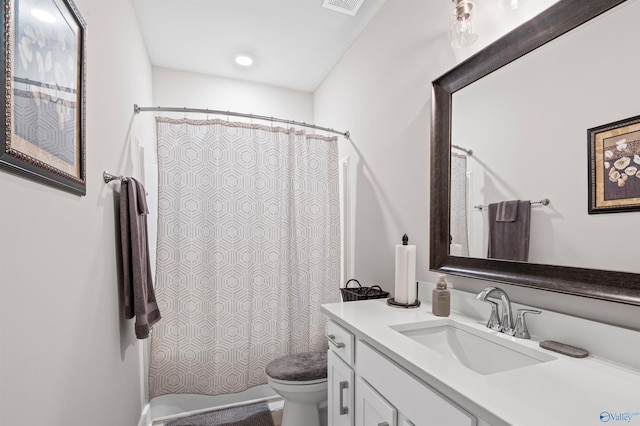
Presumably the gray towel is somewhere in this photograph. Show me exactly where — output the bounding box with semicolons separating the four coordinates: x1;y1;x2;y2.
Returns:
120;178;160;339
496;200;519;222
487;200;531;262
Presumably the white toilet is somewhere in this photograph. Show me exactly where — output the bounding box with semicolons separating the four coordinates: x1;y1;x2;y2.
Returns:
266;351;328;426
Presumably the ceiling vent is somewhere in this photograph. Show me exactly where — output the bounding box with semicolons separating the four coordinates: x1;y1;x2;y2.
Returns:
321;0;366;16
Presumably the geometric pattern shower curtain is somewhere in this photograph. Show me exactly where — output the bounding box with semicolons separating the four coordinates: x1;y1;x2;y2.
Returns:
450;153;470;256
149;117;341;398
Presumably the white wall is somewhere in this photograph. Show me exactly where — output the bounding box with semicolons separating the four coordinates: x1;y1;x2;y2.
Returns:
315;0;453;295
315;0;640;330
0;1;154;425
152;67;314;125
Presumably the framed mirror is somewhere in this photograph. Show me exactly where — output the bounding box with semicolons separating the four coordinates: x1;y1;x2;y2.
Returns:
430;0;640;305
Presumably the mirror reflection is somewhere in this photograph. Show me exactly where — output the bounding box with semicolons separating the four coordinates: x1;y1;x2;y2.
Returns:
449;0;640;274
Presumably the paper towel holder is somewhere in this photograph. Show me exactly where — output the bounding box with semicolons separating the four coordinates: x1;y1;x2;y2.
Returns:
387;297;421;309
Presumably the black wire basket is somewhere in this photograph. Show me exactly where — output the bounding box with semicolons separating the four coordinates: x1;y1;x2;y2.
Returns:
340;279;389;302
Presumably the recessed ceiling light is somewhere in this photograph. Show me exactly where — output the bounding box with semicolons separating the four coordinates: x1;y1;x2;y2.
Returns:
234;54;254;67
31;8;56;23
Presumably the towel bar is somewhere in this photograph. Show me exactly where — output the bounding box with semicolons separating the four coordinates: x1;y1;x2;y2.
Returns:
474;198;549;211
103;171;128;183
103;171;149;196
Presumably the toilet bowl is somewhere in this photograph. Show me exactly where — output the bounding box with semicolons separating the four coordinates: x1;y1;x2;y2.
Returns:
266;351;327;426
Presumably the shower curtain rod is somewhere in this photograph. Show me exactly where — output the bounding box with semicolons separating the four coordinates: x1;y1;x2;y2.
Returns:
133;104;350;139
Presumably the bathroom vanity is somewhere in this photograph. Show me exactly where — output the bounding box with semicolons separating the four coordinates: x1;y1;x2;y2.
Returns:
322;296;640;426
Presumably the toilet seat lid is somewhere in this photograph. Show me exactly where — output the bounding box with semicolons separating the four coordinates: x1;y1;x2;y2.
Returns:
265;351;327;382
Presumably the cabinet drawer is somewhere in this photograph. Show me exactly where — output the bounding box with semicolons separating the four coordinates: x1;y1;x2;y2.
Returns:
356;341;475;426
328;320;354;366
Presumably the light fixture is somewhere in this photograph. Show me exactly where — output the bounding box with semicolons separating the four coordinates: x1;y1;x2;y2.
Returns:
234;54;254;67
31;8;56;23
449;0;478;48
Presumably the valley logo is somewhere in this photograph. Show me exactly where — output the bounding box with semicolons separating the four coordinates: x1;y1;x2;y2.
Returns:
600;411;640;423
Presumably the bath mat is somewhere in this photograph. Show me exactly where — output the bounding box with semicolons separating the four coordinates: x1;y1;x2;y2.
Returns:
166;401;274;426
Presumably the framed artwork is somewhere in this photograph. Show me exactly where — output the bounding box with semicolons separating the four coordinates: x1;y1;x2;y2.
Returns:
0;0;86;195
588;114;640;214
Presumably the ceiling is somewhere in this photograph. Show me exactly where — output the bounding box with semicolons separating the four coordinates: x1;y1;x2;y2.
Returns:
131;0;387;93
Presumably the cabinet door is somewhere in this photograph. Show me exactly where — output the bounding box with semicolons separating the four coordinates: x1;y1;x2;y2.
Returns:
355;377;397;426
328;350;354;426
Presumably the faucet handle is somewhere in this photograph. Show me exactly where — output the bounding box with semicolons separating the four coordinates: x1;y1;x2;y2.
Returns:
483;299;502;331
514;309;541;339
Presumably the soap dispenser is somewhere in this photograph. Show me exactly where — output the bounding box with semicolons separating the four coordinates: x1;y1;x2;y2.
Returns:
432;275;450;317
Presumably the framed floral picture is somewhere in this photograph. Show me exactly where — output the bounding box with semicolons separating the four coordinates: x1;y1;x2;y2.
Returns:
588;114;640;214
0;0;86;195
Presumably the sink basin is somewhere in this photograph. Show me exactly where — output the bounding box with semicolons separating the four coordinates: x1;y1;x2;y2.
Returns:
390;319;556;375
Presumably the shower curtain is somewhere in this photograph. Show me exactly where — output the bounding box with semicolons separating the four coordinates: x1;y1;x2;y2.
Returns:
450;153;470;256
149;117;341;398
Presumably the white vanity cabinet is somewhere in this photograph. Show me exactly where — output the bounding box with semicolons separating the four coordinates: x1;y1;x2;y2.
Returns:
356;340;476;426
328;320;355;426
323;296;640;426
328;317;476;426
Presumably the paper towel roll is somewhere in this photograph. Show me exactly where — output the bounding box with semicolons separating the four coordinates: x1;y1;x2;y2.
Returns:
395;244;416;304
407;246;416;303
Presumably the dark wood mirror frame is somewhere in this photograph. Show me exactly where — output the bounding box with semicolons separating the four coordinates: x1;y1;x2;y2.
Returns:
430;0;640;306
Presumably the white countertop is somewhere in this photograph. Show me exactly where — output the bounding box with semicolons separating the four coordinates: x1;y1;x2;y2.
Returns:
321;299;640;426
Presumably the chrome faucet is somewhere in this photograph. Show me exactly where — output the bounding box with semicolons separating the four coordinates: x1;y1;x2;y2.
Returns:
513;309;541;339
476;287;515;335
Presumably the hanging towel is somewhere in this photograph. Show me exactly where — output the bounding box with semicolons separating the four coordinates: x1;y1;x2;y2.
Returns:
487;200;531;262
120;178;161;339
496;200;519;222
